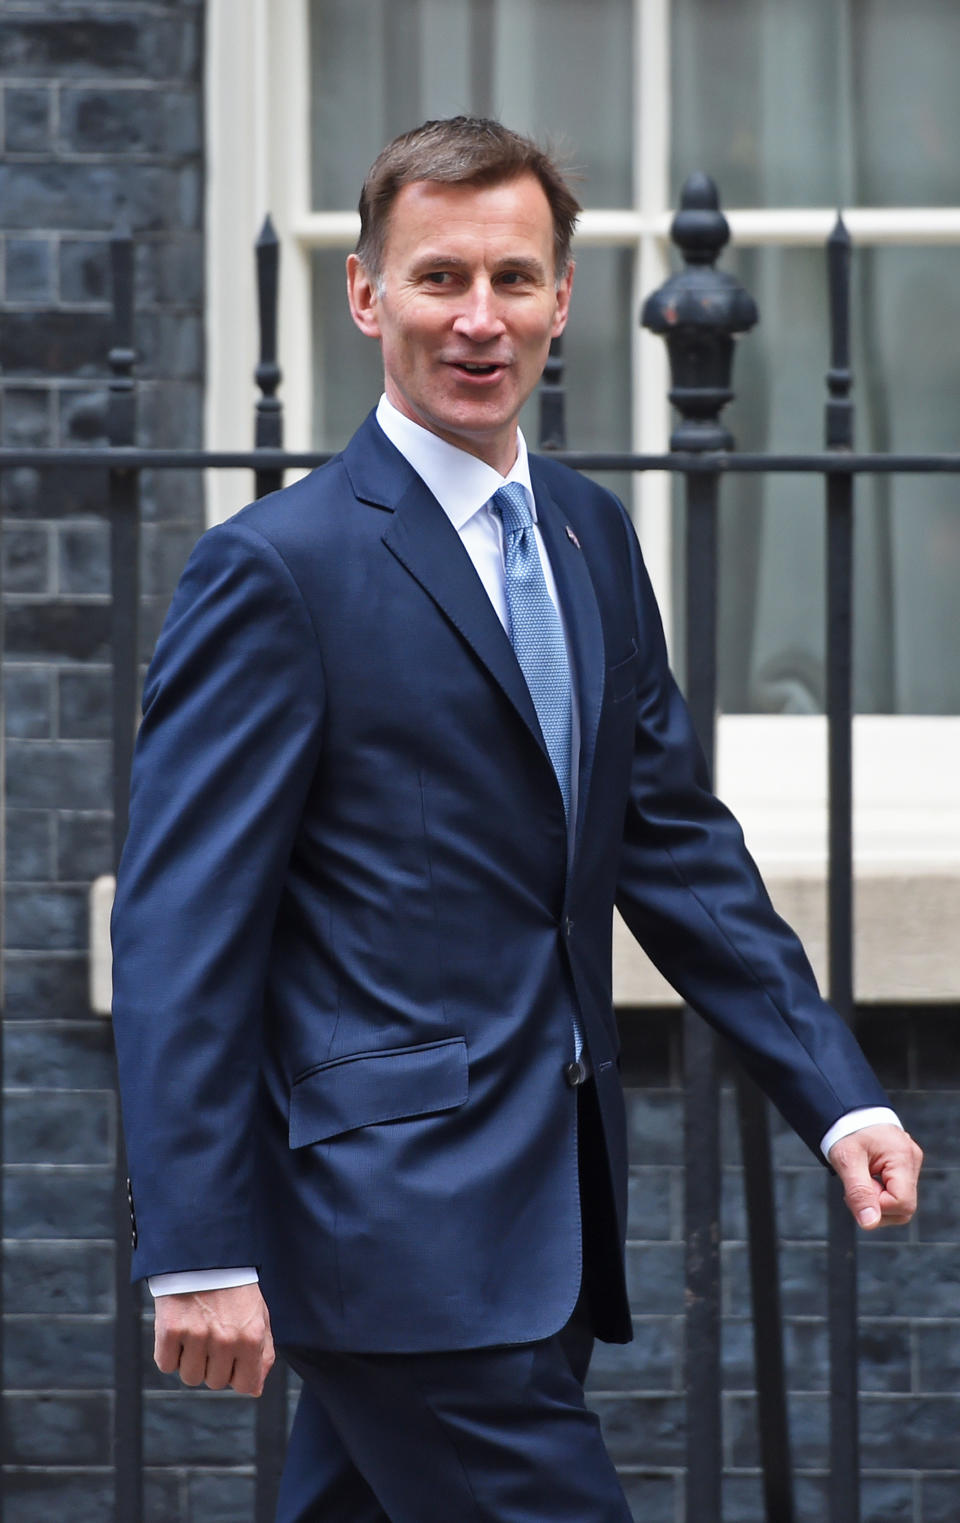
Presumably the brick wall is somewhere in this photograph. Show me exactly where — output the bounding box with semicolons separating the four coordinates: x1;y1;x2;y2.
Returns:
600;1008;960;1523
1;3;206;1517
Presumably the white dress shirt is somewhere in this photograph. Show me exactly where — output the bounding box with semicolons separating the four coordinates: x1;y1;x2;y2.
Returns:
149;399;900;1297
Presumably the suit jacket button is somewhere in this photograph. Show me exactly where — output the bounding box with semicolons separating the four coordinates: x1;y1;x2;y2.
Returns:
565;1059;587;1088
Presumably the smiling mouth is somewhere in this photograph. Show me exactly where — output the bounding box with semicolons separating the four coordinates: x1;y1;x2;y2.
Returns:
450;361;506;377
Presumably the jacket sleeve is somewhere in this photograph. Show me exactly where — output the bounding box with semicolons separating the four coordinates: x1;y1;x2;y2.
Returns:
611;502;889;1157
111;518;325;1279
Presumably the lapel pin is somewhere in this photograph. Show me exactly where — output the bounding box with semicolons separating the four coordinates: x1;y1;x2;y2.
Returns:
565;525;581;549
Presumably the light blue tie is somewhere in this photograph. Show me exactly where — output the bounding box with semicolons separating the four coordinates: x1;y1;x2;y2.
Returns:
492;483;583;1066
492;483;573;818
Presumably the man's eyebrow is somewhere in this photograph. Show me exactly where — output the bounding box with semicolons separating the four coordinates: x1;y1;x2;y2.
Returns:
409;253;548;279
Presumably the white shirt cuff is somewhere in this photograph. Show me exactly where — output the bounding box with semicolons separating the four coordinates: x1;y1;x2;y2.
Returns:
820;1107;903;1162
148;1266;259;1298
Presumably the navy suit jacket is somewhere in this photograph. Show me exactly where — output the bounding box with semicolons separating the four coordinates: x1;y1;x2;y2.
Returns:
111;412;888;1353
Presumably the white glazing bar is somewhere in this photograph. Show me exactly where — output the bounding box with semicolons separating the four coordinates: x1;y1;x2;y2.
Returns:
273;0;313;457
635;0;673;642
726;207;960;245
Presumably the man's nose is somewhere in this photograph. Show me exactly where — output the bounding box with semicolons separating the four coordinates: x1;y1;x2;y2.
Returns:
452;283;506;341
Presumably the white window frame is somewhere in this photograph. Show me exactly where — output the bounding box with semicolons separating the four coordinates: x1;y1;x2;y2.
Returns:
206;0;960;998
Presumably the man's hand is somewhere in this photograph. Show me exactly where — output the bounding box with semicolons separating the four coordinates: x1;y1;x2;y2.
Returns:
153;1283;275;1395
828;1123;923;1230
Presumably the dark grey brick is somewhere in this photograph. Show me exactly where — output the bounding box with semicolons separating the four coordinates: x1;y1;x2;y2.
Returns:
3;1088;113;1164
0;309;112;378
0;1469;114;1523
143;1390;257;1465
139;466;204;524
58;667;112;739
60;387;109;446
858;1242;960;1318
3;524;51;594
5;1164;114;1238
862;1475;916;1523
58;519;110;594
618;1473;677;1523
1;386;52;447
3;1315;115;1388
915;1323;960;1392
3;952;91;1019
890;1091;960;1164
4;665;53;737
60;239;110;305
727;1391;828;1468
861;1395;960;1469
722;1316;830;1394
915;1169;960;1242
724;1243;827;1318
4;883;88;950
586;1316;680;1393
135;310;203;378
60;85;163;154
0;17;199;81
4;83;52;153
626;1165;676;1241
593;1393;684;1467
145;1470;187;1523
139;380;204;450
5;236;54;302
136;235;204;307
57;811;113;879
2;465;108;521
3;1021;116;1089
3;1391;111;1465
859;1319;912;1393
6;739;110;808
0;162;196;234
4;1239;113;1314
625;1243;684;1314
625;1091;683;1165
5;808;53;877
60;86;201;157
187;1471;256;1523
923;1475;960;1521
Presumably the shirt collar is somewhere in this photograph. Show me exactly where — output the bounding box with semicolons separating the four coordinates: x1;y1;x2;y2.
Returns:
375;394;536;529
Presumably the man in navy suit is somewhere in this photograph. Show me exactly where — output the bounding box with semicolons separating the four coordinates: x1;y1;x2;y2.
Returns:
112;117;921;1521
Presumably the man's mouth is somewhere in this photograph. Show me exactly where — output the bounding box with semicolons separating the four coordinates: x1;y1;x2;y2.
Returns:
449;361;506;378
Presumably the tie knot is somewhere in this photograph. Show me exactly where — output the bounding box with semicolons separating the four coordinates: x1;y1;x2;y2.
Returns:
491;482;533;538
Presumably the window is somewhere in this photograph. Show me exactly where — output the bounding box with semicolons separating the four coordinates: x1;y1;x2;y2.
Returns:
206;0;960;996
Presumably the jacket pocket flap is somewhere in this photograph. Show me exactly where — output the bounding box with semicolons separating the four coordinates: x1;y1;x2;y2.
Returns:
289;1036;468;1148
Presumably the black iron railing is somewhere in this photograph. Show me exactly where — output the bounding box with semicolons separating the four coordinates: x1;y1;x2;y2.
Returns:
2;175;957;1523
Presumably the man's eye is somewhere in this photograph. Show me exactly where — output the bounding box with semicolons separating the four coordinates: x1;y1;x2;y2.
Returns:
424;272;452;285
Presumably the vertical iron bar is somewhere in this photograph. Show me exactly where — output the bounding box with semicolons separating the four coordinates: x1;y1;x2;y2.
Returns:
683;467;723;1523
254;213;289;1523
108;207;143;1523
255;216;284;501
824;214;860;1523
538;336;566;451
0;463;6;1473
735;1071;795;1521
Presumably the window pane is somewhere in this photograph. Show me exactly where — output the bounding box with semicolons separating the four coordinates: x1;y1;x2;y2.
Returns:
309;0;633;211
672;0;960;207
711;244;960;716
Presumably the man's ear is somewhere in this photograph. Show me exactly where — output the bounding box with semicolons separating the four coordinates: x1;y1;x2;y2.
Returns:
552;262;574;339
346;254;382;339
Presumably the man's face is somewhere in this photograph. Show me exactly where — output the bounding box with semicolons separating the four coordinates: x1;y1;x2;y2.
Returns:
347;173;573;475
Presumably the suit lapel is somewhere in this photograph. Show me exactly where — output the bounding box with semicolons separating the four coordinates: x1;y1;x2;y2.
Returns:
532;471;606;858
343;417;548;761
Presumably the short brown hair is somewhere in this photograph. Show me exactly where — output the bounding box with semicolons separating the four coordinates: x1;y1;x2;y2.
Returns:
356;116;581;285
